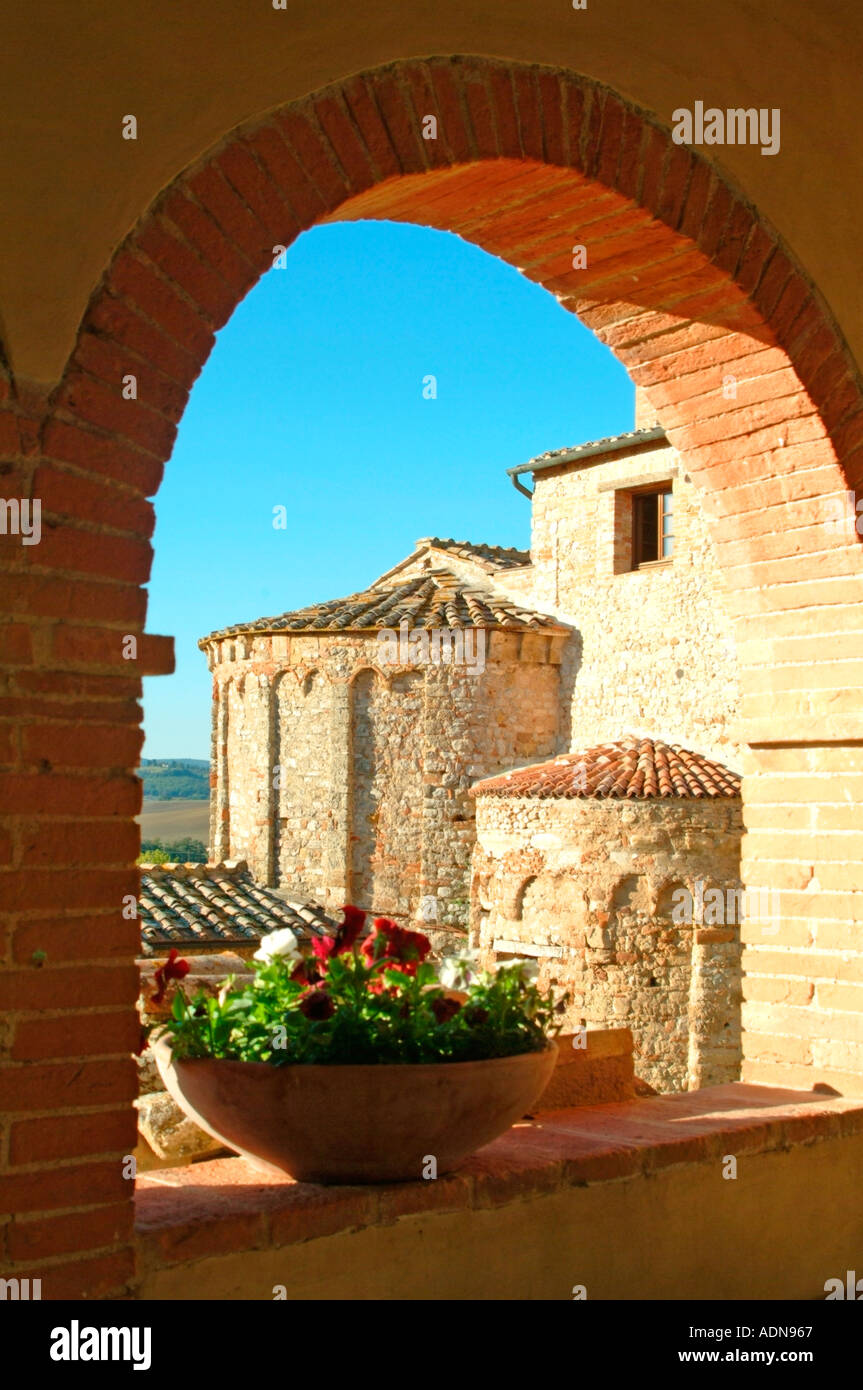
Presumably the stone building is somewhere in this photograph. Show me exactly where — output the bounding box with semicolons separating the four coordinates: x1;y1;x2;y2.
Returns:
470;738;744;1092
498;389;741;768
201;395;746;1085
199;540;571;927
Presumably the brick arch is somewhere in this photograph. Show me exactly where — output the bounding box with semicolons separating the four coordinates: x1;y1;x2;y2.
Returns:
4;54;863;1298
41;57;863;740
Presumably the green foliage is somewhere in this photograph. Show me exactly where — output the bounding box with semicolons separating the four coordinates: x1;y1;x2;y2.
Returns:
140;759;210;800
158;949;565;1067
139;837;207;865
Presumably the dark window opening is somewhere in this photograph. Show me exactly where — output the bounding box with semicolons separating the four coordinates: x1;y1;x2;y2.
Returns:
632;487;673;568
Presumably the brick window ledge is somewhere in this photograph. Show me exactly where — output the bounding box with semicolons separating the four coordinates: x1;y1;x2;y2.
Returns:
135;1083;863;1276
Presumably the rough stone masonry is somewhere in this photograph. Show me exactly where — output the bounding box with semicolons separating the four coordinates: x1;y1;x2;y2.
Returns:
200;402;745;1087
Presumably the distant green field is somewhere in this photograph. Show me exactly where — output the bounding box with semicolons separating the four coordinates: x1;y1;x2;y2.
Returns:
140;758;210;800
138;798;210;843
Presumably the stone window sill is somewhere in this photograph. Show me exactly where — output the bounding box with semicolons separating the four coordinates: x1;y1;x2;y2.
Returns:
135;1084;863;1271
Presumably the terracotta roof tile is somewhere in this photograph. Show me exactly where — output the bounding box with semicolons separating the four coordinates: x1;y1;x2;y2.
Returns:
469;738;741;801
199;567;564;643
138;861;335;956
414;537;531;571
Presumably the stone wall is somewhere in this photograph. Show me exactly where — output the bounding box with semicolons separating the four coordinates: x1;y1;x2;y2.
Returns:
204;628;567;927
502;437;741;770
471;793;744;1092
276;669;333;899
350;668;424;916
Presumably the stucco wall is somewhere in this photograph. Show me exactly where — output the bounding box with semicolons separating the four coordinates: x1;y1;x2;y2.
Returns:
136;1124;863;1302
3;5;862;387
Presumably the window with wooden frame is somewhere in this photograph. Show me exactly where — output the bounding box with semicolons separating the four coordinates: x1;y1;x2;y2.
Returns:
632;486;673;568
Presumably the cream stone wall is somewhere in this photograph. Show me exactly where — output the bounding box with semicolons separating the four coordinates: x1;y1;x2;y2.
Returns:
471;793;744;1091
276;669;334;899
503;437;742;769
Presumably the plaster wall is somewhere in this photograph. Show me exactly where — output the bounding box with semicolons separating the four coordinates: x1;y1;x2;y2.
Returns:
3;5;862;387
137;1128;863;1301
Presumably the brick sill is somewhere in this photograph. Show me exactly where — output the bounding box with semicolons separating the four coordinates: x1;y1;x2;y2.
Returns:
135;1084;863;1271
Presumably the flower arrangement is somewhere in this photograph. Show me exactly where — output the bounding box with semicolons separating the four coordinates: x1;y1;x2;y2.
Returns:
154;906;565;1067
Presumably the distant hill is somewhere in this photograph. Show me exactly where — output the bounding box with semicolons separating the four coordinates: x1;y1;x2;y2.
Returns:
140;758;210;800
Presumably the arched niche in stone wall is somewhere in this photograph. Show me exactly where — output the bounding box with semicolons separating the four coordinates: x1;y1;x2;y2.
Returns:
273;667;331;897
599;873;694;1092
349;666;424;916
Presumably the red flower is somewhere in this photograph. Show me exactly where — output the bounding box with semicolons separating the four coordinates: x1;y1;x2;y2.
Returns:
298;987;336;1021
310;905;368;972
337;904;367;951
291;957;323;987
151;949;190;1005
311;935;337;966
431;995;462;1025
361;919;431;974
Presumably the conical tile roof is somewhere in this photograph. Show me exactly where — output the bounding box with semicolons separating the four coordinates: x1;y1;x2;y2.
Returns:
200;567;563;642
470;738;741;800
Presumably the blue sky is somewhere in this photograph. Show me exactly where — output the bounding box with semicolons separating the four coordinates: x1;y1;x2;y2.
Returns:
142;219;633;759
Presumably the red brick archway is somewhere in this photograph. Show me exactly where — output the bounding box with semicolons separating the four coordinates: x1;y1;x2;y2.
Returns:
3;56;863;1298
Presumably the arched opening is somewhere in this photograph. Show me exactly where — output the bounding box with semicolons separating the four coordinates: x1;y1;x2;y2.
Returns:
4;54;863;1299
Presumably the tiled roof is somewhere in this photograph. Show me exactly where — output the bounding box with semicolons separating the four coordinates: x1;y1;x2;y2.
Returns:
413;537;531;571
508;426;667;478
200;569;564;643
138;861;335;957
470;739;741;800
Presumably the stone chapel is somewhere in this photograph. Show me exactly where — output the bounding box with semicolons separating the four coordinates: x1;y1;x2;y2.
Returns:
199;391;745;1086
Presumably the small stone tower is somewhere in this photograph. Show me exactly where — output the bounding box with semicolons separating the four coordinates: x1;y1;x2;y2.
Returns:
199;539;572;929
470;738;745;1091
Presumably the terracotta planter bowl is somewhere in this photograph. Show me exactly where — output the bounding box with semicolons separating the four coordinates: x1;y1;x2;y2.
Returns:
152;1036;558;1184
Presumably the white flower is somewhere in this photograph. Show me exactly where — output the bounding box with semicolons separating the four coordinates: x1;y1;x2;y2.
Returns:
217;976;235;1007
498;958;540;984
254;927;301;965
437;953;478;991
